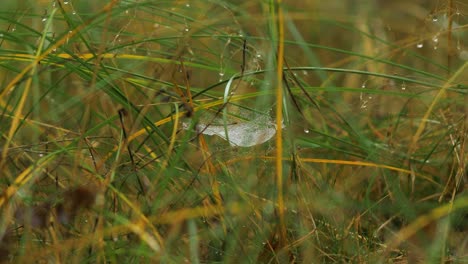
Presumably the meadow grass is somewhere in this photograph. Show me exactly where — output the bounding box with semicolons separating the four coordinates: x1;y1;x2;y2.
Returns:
0;0;467;263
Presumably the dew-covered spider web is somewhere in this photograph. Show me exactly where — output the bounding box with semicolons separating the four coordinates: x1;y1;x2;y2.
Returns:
182;111;284;147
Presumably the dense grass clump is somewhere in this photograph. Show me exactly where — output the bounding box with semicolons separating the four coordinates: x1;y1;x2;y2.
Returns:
0;0;467;263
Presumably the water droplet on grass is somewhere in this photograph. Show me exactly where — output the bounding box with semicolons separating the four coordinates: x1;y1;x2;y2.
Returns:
432;16;438;22
304;128;310;134
184;18;190;32
432;35;439;50
416;43;423;48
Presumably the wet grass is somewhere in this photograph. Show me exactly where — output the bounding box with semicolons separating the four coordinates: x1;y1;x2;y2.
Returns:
0;0;467;263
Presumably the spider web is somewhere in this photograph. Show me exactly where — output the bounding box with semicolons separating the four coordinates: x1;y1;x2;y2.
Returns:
182;113;284;147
